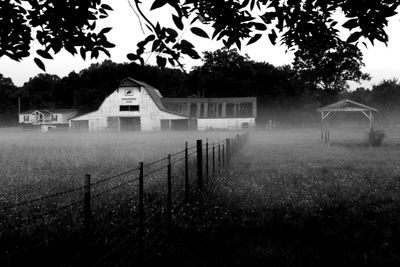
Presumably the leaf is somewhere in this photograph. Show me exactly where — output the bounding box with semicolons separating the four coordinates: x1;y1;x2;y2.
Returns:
127;53;139;61
342;19;358;30
101;4;113;11
254;23;267;31
168;58;175;66
268;30;277;45
250;0;255;10
80;47;86;60
156;56;167;68
36;49;53;59
151;0;167;10
100;27;112;35
172;15;183;30
127;53;144;65
347;31;362;43
247;34;262;45
190;27;209;38
34;57;46;72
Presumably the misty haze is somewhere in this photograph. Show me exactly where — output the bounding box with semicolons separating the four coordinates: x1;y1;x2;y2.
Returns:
2;1;400;267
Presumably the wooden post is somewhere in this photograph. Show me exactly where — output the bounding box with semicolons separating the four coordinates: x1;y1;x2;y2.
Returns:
197;140;203;191
184;142;189;202
83;174;91;264
212;143;215;177
205;140;209;183
222;144;225;168
218;144;221;176
370;111;374;130
138;162;144;262
167;154;172;229
226;138;230;166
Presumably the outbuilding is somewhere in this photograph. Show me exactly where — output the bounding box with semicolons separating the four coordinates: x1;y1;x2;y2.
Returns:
70;77;257;131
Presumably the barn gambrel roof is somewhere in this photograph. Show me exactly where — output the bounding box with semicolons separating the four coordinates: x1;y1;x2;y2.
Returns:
118;78;189;118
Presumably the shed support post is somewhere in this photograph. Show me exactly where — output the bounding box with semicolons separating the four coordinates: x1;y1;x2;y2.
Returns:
370;111;374;130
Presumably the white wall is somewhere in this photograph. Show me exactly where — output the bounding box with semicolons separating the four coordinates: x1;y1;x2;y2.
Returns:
70;86;186;131
197;118;255;131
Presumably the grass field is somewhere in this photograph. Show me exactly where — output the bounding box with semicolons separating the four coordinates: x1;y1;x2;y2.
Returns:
0;129;234;204
2;127;400;266
156;128;400;267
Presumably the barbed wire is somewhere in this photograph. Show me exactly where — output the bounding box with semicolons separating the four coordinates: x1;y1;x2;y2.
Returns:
2;199;82;232
1;186;84;212
91;166;140;187
92;178;140;199
143;156;168;168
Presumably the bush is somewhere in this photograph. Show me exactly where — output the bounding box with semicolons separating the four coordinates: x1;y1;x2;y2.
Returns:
367;129;385;147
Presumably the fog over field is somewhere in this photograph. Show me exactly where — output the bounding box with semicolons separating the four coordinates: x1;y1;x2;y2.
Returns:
0;129;235;201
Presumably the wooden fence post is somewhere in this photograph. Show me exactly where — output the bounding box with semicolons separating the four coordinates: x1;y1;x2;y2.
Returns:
218;144;221;176
138;162;144;262
205;140;209;184
167;154;172;229
212;143;215;177
184;142;189;202
83;174;91;264
222;144;225;168
226;138;230;166
197;140;203;191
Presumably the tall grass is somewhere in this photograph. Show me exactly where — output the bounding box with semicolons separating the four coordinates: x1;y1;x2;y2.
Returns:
155;128;400;266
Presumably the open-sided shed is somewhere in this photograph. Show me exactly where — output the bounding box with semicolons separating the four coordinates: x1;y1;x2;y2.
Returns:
317;99;378;143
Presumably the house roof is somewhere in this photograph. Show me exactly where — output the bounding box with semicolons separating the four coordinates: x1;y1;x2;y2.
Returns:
316;99;378;113
20;109;77;115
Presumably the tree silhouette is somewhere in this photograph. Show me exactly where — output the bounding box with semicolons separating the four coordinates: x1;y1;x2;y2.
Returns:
0;1;398;70
293;40;370;95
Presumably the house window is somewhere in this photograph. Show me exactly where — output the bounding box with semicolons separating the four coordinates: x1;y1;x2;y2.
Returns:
23;115;29;122
51;114;58;121
120;105;139;111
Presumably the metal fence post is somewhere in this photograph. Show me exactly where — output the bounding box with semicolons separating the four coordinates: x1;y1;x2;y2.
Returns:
167;154;172;229
83;174;91;264
197;140;203;191
184;142;189;202
205;140;209;184
138;162;144;262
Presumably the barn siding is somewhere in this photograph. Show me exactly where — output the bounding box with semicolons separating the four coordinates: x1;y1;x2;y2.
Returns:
197;118;255;130
70;85;186;131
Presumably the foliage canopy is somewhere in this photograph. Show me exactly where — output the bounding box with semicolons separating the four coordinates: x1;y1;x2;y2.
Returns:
0;0;399;70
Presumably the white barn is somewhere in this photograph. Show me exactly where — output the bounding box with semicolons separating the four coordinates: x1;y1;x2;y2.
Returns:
70;78;256;131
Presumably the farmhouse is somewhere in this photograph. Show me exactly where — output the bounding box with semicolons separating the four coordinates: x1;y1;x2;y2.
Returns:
69;77;256;131
19;109;78;131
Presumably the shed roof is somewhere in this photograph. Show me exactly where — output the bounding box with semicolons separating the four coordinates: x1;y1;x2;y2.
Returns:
316;99;378;112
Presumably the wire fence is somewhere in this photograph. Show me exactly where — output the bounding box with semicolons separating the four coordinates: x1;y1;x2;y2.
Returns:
0;131;250;266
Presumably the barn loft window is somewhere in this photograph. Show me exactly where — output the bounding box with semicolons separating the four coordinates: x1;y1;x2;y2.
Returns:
120;105;140;111
23;115;29;122
51;114;58;121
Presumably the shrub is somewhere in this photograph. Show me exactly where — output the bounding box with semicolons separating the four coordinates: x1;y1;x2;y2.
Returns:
367;129;385;147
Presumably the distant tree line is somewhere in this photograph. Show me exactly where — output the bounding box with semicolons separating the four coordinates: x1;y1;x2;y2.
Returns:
0;49;399;126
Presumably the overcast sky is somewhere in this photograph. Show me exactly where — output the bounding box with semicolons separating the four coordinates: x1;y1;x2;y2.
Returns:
0;0;399;90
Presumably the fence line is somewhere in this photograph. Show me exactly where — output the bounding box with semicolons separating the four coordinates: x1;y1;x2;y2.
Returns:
0;131;250;266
